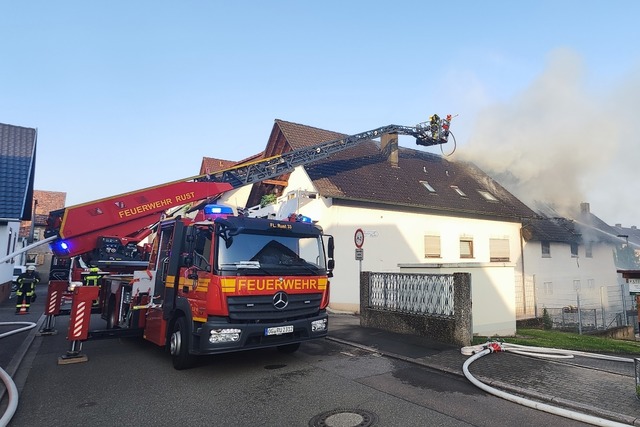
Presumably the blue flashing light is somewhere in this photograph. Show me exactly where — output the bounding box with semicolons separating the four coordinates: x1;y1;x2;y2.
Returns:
288;213;313;223
204;204;233;219
52;240;70;254
297;215;313;223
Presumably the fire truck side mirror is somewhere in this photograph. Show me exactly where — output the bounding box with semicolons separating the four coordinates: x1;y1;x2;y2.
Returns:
327;236;335;259
326;236;335;277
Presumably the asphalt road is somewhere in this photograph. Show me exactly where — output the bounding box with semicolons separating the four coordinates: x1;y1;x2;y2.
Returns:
1;314;589;427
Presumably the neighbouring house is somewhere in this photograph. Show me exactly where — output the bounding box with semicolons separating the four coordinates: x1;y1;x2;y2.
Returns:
612;223;640;270
18;189;66;280
520;202;636;330
214;119;539;336
0;122;37;302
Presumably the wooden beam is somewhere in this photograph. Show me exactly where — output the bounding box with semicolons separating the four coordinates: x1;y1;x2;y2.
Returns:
262;179;288;186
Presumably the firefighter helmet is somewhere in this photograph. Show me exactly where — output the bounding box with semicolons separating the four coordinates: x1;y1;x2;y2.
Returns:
27;265;36;271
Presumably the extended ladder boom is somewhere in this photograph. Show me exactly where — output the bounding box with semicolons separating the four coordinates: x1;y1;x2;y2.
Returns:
45;115;452;258
196;121;449;189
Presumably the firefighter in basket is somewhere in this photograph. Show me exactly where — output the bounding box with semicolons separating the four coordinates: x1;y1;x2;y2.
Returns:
85;267;102;307
15;265;40;314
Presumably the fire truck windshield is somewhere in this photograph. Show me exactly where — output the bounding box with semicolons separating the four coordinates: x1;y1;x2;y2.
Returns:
217;232;326;276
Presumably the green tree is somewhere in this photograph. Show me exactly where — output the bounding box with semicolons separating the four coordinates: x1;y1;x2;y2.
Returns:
260;194;277;207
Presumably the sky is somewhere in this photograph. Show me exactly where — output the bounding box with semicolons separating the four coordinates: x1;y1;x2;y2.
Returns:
1;1;639;227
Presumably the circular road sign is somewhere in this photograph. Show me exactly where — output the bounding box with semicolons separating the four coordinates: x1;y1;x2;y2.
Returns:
354;228;365;248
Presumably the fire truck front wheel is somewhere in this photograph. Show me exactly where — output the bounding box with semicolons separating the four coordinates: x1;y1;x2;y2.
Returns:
170;316;196;370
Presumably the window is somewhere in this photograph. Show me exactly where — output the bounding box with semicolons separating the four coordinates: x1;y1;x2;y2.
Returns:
451;185;467;197
543;281;553;295
490;238;510;262
424;235;441;258
478;190;498;201
573;280;581;291
420;181;436;193
570;243;578;258
587;279;594;290
459;237;474;258
585;242;593;258
26;253;38;265
541;241;550;258
5;229;11;257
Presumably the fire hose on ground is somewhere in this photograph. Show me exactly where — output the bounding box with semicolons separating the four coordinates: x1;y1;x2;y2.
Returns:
461;341;634;427
0;321;37;427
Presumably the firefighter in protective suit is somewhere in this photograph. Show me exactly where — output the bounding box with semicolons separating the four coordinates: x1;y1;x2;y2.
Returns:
85;267;101;286
15;265;40;314
85;267;102;307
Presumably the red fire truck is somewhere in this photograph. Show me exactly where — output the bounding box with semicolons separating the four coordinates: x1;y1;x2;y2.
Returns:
42;115;452;369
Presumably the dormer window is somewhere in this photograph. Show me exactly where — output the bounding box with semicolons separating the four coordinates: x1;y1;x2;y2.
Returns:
478;190;498;201
420;181;436;193
451;185;466;197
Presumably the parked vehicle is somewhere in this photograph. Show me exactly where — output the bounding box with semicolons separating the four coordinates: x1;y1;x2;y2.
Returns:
11;265;26;292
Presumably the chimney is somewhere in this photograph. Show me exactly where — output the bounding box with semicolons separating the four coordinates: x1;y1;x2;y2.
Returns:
615;223;622;228
580;202;590;214
380;133;399;168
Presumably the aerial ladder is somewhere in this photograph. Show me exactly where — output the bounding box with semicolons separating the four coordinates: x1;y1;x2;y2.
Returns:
44;114;454;260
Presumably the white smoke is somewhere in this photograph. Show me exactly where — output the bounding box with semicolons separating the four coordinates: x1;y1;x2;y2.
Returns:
455;48;639;226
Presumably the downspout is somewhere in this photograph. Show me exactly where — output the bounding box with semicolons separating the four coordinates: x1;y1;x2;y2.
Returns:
519;223;527;316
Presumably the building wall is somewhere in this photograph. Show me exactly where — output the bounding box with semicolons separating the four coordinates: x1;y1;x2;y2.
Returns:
522;240;624;315
17;190;67;280
0;219;23;302
398;263;517;336
257;167;523;331
218;185;254;214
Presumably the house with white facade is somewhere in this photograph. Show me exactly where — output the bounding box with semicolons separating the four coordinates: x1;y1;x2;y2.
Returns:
211;119;538;336
521;202;634;329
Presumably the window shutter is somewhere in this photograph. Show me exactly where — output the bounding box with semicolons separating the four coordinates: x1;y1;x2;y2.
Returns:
490;238;510;262
424;235;440;258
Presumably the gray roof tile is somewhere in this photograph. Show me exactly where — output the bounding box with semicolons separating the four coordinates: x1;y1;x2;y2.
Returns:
0;123;37;220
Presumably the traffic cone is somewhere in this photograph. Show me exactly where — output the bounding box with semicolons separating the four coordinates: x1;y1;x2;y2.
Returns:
16;303;27;315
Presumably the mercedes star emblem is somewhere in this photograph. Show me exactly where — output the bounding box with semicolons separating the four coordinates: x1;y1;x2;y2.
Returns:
273;291;289;310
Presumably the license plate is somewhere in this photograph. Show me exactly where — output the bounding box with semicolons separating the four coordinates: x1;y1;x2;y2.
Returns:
265;325;294;336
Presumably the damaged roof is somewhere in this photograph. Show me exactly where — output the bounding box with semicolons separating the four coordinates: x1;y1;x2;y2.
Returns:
524;202;621;245
269;119;537;221
0;123;37;220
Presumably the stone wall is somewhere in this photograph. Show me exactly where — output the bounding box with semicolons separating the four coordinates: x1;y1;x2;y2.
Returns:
359;271;472;347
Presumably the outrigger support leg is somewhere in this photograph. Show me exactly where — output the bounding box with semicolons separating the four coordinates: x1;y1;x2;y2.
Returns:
57;285;99;365
39;281;68;336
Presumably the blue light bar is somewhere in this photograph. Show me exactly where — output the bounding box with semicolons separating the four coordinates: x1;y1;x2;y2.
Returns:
204;204;234;219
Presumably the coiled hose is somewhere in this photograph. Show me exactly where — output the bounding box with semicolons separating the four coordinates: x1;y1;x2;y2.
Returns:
461;341;634;427
0;321;37;427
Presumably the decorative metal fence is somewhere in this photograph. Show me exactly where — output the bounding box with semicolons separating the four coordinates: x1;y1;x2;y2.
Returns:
368;272;454;317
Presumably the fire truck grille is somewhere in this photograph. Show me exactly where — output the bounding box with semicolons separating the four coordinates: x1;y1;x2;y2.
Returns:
227;293;322;321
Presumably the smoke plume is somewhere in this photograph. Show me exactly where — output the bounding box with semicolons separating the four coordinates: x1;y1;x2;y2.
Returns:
455;48;639;226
